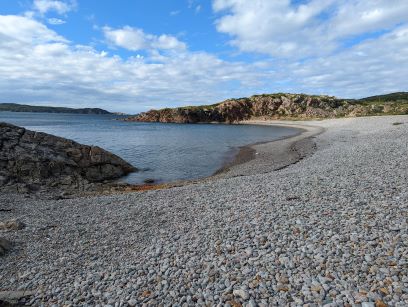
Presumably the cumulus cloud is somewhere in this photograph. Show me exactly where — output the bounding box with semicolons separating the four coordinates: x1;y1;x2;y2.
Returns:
210;0;408;98
0;15;66;44
103;26;187;52
213;0;408;58
0;15;267;112
0;1;407;113
33;0;76;15
288;25;408;98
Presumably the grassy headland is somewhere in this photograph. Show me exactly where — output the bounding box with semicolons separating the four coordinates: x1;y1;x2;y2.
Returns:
124;92;408;123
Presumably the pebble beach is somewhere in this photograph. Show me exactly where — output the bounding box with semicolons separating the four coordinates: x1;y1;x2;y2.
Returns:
1;115;407;306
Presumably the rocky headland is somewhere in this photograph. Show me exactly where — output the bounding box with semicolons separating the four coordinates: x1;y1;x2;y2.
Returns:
125;92;408;123
0;122;136;194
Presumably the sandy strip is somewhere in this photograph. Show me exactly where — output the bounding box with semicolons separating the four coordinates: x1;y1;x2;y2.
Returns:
213;120;324;179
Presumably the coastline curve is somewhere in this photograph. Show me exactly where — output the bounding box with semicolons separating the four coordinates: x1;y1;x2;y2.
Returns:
65;121;326;195
211;120;324;180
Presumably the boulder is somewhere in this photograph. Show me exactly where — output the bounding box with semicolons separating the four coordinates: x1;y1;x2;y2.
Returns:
0;122;136;192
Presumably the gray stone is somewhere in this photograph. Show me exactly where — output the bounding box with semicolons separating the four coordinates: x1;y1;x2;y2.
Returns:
0;122;136;192
233;289;250;300
0;116;408;306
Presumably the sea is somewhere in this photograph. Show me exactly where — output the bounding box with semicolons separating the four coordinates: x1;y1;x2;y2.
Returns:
0;112;300;184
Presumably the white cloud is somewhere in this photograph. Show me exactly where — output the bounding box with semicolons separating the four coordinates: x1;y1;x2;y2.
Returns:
0;3;407;114
213;0;408;58
288;25;408;98
33;0;76;15
47;18;66;25
103;26;187;51
0;15;66;44
0;15;267;112
211;0;407;99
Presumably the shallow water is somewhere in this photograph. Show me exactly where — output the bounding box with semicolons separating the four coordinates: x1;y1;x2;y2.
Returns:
0;112;300;184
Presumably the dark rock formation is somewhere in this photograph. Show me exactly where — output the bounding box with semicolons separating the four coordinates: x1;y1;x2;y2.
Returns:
0;123;136;192
125;92;408;123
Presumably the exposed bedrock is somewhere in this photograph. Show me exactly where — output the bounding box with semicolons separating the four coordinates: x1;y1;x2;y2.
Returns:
0;122;136;192
125;92;408;123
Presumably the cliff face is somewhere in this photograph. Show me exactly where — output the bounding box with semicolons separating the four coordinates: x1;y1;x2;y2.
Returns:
125;93;408;123
0;122;136;192
124;94;347;123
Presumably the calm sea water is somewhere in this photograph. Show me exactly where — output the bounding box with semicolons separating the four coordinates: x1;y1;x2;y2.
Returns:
0;112;300;184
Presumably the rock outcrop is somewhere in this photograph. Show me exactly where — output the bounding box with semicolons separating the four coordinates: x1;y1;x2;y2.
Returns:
125;92;408;123
0;123;136;192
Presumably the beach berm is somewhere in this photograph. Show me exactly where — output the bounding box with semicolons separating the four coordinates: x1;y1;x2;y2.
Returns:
0;115;407;306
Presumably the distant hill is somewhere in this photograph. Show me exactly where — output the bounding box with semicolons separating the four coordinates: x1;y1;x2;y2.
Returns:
124;92;408;123
0;103;112;114
354;92;408;104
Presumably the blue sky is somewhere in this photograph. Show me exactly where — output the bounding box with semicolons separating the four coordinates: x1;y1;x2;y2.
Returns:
2;1;221;53
0;0;407;112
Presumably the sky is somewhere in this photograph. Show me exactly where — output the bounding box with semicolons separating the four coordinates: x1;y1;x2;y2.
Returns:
0;0;407;113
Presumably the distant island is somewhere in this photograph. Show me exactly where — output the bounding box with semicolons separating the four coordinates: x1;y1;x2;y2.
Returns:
124;92;408;123
0;103;111;114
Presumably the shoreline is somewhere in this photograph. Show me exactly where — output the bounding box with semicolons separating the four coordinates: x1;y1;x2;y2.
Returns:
1;115;408;305
212;121;323;178
106;122;321;195
0;116;319;197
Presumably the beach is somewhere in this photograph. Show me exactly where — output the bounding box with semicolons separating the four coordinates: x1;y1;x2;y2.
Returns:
1;115;407;306
213;121;322;179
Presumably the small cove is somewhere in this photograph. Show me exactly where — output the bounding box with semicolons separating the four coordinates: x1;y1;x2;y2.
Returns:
0;112;300;184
